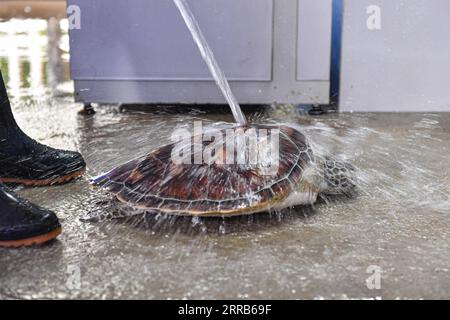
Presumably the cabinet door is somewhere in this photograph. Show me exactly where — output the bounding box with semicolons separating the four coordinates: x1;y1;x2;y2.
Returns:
297;0;332;81
69;0;273;81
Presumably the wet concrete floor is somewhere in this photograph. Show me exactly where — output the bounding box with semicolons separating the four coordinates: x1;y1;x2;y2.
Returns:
0;95;449;299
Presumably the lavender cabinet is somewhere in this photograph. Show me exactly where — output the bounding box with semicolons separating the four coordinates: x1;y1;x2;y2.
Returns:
68;0;332;105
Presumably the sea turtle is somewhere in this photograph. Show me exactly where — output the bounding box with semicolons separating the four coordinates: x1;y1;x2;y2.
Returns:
89;124;355;219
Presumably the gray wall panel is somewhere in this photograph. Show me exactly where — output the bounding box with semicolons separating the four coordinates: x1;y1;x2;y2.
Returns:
340;0;450;112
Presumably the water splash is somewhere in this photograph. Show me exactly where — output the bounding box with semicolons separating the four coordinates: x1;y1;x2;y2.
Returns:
173;0;247;126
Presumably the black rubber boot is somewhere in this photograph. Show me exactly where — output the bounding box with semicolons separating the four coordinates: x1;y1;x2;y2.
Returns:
0;184;61;247
0;71;86;186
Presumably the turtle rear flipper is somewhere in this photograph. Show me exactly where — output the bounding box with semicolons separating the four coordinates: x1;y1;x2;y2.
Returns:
80;200;146;222
321;157;357;196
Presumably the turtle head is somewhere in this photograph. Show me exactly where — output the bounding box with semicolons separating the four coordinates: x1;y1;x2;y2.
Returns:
320;157;357;196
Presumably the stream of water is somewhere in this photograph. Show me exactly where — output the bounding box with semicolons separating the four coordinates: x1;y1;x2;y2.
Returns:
173;0;247;126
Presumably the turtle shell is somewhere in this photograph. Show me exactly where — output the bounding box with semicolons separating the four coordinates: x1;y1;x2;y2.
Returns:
92;124;314;216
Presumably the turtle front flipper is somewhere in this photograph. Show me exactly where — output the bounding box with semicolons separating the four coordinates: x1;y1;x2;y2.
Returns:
320;157;357;195
80;198;146;222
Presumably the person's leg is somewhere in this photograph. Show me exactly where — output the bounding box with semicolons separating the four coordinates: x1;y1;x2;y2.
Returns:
0;183;61;247
0;70;86;185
